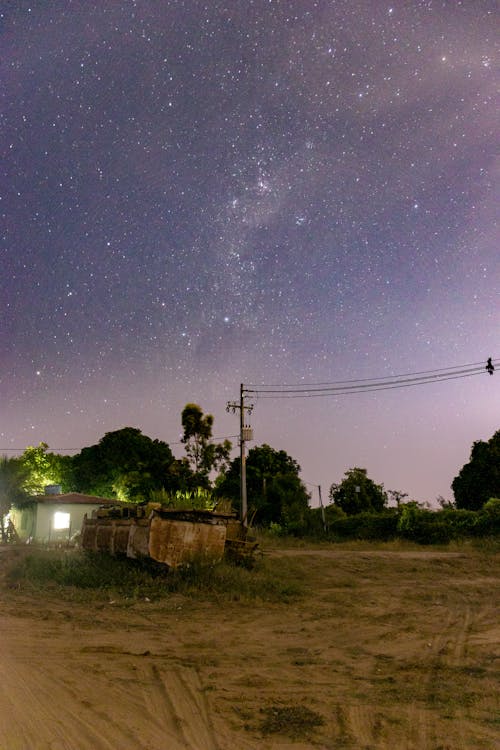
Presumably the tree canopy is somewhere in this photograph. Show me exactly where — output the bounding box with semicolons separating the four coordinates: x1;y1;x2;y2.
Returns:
18;443;74;495
217;443;310;527
72;427;178;500
329;467;387;515
452;430;500;510
181;403;231;487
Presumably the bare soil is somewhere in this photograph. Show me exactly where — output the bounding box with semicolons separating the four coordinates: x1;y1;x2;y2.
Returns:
1;543;499;749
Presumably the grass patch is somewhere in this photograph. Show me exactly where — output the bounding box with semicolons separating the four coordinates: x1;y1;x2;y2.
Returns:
259;704;325;737
469;536;500;554
6;549;304;604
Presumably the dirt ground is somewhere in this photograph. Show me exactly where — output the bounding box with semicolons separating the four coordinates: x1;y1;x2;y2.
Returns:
1;544;499;750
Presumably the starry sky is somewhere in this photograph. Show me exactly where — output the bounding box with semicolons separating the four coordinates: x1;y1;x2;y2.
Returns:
1;0;498;506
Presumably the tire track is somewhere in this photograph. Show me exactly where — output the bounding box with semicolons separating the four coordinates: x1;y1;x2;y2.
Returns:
404;602;474;750
135;661;220;750
0;654;133;750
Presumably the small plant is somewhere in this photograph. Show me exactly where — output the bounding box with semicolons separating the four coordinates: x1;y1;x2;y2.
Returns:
148;488;233;512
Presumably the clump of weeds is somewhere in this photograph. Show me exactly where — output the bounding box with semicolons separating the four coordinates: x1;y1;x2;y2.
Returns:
259;704;325;737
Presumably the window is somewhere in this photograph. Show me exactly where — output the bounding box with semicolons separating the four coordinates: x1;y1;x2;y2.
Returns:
53;511;70;530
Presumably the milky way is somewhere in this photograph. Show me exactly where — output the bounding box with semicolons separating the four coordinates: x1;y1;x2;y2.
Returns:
1;1;498;504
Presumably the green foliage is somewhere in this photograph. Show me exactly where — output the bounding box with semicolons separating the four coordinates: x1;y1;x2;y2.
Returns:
452;429;500;510
0;456;30;540
72;427;178;500
437;509;480;537
481;497;500;518
475;501;500;536
8;550;304;604
217;443;310;528
18;443;74;495
329;467;387;515
328;510;399;541
298;504;500;544
396;503;500;544
397;503;451;544
181;403;231;486
148;487;233;512
397;501;421;535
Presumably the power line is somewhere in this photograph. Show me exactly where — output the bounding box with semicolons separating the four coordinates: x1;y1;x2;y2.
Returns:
245;358;494;388
245;358;497;398
250;370;484;399
0;435;240;454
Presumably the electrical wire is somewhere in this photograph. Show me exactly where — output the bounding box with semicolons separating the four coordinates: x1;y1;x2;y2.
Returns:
250;370;485;399
0;435;240;453
245;358;495;389
244;358;497;399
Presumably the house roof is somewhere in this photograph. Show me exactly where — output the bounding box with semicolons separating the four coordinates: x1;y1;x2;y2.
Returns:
32;493;116;505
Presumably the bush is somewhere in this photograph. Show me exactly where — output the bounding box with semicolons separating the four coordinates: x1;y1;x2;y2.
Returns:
475;499;500;536
397;505;492;544
329;511;399;541
482;497;500;517
261;503;500;545
437;509;480;538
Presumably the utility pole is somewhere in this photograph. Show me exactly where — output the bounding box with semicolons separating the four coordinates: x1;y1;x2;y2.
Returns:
318;485;326;532
227;384;253;526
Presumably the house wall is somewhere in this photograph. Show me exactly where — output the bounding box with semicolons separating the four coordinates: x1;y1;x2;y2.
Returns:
11;504;99;543
9;507;36;542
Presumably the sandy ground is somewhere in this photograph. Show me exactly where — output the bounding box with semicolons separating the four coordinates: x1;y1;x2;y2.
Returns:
1;544;499;750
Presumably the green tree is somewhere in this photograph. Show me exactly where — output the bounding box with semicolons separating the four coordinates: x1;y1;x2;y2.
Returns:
72;427;179;501
217;443;310;527
329;467;387;515
181;403;231;487
0;456;30;541
19;443;74;495
452;430;500;510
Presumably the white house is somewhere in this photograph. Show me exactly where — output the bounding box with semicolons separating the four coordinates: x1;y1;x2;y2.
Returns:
10;490;114;544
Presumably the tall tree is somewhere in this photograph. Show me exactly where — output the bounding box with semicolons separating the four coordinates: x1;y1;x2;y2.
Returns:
217;443;310;526
72;427;179;500
452;430;500;510
181;403;231;487
329;467;387;515
0;456;29;541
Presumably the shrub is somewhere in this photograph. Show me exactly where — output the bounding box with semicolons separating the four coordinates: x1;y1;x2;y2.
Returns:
329;511;398;541
437;509;479;538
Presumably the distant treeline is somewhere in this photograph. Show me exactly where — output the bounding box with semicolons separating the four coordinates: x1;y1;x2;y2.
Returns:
280;499;500;544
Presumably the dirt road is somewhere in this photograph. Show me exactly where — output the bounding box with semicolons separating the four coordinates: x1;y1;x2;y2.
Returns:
1;545;499;749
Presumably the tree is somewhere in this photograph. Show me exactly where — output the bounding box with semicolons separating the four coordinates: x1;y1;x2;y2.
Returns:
19;443;75;495
217;443;310;527
329;467;387;515
181;404;231;487
0;456;30;541
452;430;500;510
72;427;179;501
388;489;408;508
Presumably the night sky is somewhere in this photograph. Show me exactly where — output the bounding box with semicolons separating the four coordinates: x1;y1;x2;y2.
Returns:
2;1;498;506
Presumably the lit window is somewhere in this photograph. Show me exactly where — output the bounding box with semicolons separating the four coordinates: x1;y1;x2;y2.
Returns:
53;512;70;530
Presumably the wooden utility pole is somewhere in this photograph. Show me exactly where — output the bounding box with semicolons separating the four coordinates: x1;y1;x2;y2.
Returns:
318;485;326;532
227;384;253;526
